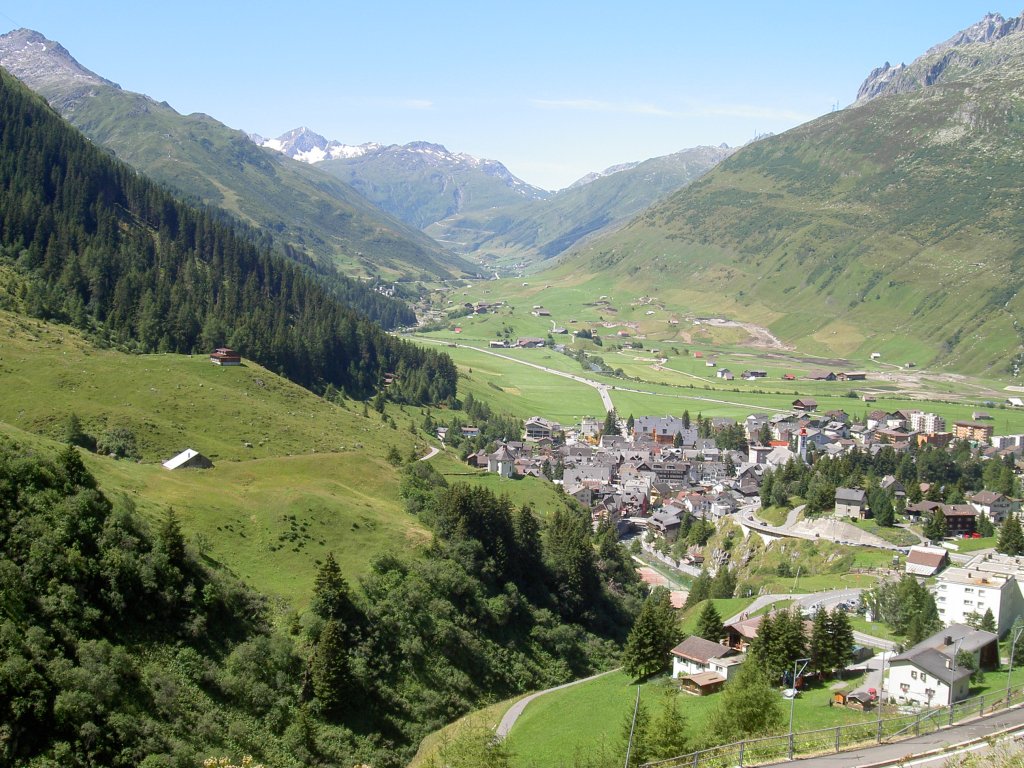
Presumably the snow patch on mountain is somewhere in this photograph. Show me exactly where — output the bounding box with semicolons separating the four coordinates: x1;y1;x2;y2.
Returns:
255;127;548;199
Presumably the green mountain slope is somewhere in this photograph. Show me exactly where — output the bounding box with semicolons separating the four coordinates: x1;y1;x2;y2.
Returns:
549;22;1024;375
0;28;475;279
425;145;732;266
0;63;458;404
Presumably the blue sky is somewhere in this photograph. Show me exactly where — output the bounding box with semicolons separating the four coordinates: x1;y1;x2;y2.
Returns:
0;2;1016;189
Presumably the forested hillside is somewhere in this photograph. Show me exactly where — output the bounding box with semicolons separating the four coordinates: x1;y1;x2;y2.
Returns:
0;29;477;281
0;68;454;403
0;440;640;767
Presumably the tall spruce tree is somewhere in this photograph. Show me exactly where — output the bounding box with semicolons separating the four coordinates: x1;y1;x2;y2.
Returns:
998;513;1024;556
622;587;679;681
695;601;725;642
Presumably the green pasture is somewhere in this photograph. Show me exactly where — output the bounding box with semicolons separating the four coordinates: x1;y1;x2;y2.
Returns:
504;668;874;768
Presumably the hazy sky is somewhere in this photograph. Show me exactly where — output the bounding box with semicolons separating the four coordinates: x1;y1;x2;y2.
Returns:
0;2;1016;189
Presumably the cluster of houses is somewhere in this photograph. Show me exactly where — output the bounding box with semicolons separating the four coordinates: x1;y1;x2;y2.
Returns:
668;610;999;709
462;405;1023;544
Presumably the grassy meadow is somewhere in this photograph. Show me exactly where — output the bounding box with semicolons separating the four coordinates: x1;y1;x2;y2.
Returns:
503;668;875;768
413;290;1024;431
0;311;451;609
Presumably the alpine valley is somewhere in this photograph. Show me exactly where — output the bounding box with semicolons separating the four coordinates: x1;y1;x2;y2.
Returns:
2;9;1024;768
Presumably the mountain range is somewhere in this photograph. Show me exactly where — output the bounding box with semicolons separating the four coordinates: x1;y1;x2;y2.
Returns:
256;126;732;266
255;127;548;231
0;28;476;280
552;10;1024;374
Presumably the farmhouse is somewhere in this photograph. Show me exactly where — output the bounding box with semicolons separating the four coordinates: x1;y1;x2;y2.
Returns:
806;370;837;381
792;398;818;412
210;347;241;365
968;490;1014;525
162;449;213;470
524;416;560;442
670;636;743;695
517;337;546;348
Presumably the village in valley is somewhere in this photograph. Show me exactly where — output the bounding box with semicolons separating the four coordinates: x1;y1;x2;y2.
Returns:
442;391;1024;720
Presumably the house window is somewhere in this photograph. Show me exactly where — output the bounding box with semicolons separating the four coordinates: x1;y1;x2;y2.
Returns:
901;683;910;693
964;588;974;593
911;671;918;680
964;600;973;606
921;674;927;683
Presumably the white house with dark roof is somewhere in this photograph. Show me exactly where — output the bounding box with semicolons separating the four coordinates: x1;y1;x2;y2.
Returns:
888;624;998;707
968;490;1014;526
670;636;743;688
487;444;517;478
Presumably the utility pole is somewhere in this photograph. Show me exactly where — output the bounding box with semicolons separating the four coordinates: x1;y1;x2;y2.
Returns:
788;657;810;759
1007;625;1024;707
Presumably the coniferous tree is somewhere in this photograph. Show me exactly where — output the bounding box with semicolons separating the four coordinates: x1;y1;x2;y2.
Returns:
710;566;737;599
980;608;997;634
684;569;712;609
647;690;689;760
311;553;361;637
998;513;1024;556
621;699;651;768
309;619;352;717
810;606;831;676
924;509;948;541
695;601;725;642
826;608;854;674
622;587;679;681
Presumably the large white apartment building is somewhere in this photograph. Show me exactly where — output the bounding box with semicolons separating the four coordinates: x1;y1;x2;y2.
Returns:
933;553;1024;636
909;411;945;434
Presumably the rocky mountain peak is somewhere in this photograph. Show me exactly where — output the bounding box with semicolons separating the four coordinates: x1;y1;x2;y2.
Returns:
926;11;1024;55
0;28;118;91
855;11;1024;104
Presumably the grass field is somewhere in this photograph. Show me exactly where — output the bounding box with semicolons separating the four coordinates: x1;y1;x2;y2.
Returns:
678;598;755;634
413;330;1024;435
942;536;998;553
503;669;875;768
0;312;449;610
430;452;567;517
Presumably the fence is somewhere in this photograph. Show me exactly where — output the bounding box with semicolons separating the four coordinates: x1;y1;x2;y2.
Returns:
641;684;1024;768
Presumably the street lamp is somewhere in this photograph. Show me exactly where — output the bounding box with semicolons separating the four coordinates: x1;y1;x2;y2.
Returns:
1006;625;1024;707
877;649;887;730
788;657;810;759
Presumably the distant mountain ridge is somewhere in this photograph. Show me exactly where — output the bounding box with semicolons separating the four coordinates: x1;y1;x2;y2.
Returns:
0;28;475;280
251;126;381;163
256;126;549;230
856;11;1024;103
426;144;734;265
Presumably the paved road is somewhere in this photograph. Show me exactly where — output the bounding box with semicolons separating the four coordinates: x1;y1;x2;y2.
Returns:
418;445;440;461
761;703;1024;767
425;341;620;414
